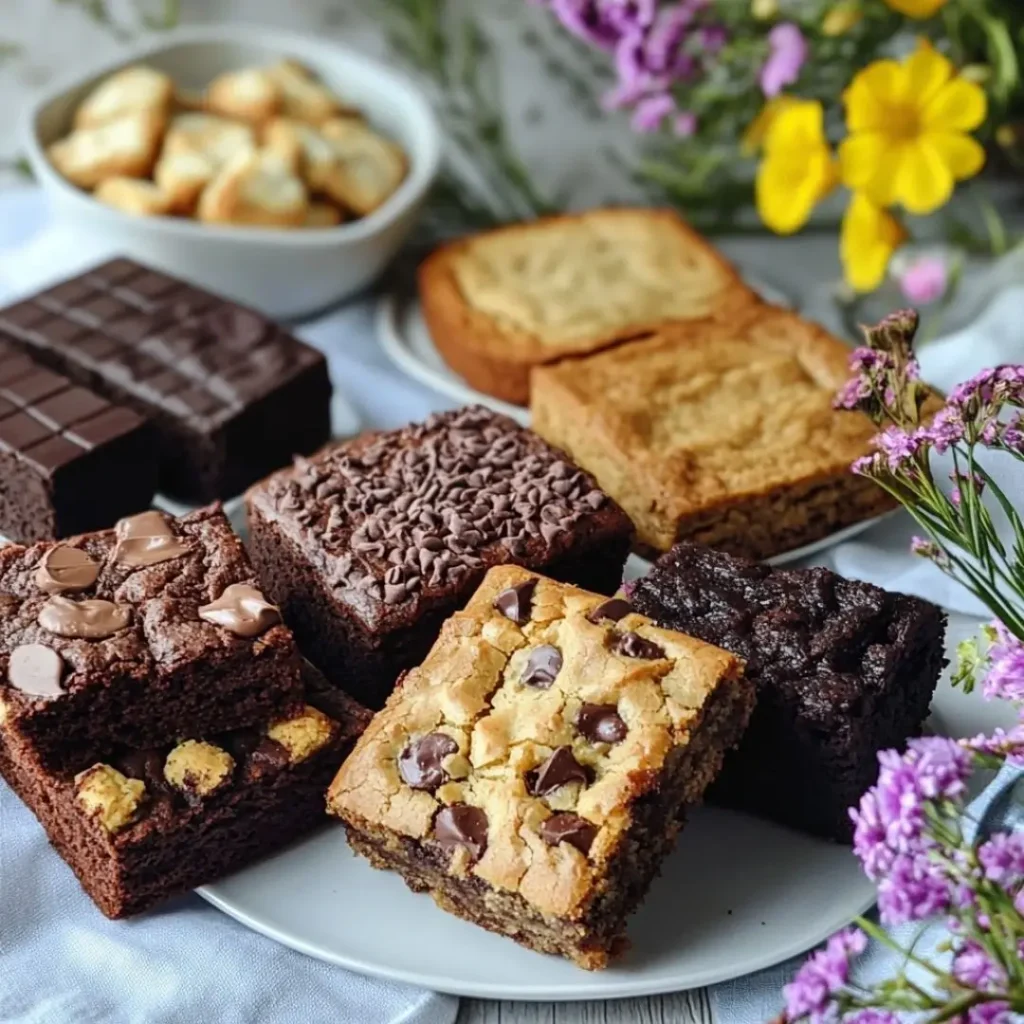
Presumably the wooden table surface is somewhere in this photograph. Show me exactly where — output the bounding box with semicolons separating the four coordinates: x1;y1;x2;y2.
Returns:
458;991;715;1024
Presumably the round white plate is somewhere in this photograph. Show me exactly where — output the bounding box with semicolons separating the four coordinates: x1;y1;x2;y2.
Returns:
199;613;1013;1001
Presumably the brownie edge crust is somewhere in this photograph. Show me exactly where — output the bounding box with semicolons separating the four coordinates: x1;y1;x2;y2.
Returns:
327;565;755;968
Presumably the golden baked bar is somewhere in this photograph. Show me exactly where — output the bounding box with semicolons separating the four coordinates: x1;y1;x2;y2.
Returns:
327;565;754;969
530;307;895;561
418;208;756;406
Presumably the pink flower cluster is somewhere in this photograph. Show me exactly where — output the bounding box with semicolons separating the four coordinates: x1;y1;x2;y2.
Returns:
981;622;1024;704
782;927;866;1024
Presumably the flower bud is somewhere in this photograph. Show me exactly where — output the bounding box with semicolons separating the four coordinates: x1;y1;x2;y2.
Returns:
960;63;990;84
822;2;862;36
751;0;779;20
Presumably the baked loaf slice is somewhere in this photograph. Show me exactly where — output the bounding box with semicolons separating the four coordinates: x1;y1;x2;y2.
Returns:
418;208;756;405
531;306;896;561
328;565;754;969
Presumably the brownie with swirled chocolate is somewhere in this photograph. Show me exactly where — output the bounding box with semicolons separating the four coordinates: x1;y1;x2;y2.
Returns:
0;504;302;775
0;659;370;918
245;406;634;708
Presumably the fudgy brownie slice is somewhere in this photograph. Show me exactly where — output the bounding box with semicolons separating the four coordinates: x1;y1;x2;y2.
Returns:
246;406;634;708
0;504;303;774
0;662;371;918
629;542;947;841
0;258;332;503
0;337;157;543
328;565;754;969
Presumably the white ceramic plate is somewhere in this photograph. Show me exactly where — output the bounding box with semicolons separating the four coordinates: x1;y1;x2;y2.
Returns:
200;613;1014;1001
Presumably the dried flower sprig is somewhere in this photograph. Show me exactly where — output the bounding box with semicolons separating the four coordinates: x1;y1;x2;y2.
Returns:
784;313;1024;1023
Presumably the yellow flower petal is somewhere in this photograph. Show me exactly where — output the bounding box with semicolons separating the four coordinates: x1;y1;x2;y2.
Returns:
764;100;827;153
741;97;798;155
844;61;905;132
839;132;888;190
883;0;947;17
903;42;952;106
841;194;907;292
927;131;986;180
894;138;954;214
923;78;988;132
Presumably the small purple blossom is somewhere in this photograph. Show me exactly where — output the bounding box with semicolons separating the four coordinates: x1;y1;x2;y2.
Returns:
921;405;966;454
834;376;871;411
849;347;892;373
949;470;984;507
851;789;896;880
904;736;972;801
952;939;1007;990
966;1003;1013;1024
842;1012;899;1024
699;23;727;52
911;536;941;559
783;928;866;1023
961;724;1024;766
982;622;1024;703
899;256;949;305
632;92;676;131
760;22;808;97
997;412;1024;451
673;110;698;136
874;425;922;471
877;851;953;924
549;0;623;50
851;454;879;476
977;831;1024;886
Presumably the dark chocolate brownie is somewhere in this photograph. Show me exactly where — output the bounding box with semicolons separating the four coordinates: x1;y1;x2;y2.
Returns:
0;337;157;543
0;505;303;774
246;406;634;707
0;258;332;503
629;542;948;842
328;566;755;968
0;662;371;918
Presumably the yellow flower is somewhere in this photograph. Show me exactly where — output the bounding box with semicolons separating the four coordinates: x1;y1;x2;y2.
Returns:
823;3;863;37
841;193;908;292
756;99;838;234
883;0;947;17
751;0;779;20
839;43;987;215
741;96;798;155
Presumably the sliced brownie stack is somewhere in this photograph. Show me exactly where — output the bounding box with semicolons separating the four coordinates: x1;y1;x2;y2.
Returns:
0;504;369;917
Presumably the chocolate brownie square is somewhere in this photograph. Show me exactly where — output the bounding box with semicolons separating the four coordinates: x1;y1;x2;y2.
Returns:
0;505;302;774
328;565;754;968
246;406;634;708
629;542;948;841
0;661;371;918
0;258;332;503
0;337;157;543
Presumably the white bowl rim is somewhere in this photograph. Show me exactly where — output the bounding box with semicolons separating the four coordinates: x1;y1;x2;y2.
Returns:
20;22;443;248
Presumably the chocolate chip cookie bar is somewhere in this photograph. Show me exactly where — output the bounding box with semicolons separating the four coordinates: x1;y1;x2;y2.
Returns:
0;336;157;543
327;565;755;968
530;306;895;560
0;660;371;918
0;258;332;502
246;406;633;708
0;505;302;774
629;543;947;841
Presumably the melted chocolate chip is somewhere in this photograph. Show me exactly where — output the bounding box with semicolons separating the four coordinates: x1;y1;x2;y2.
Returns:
434;803;488;860
37;596;131;639
540;812;597;855
526;746;590;796
576;703;627;744
586;598;632;624
35;545;98;594
521;645;563;689
198;584;281;637
613;631;665;660
398;732;458;791
113;511;188;568
115;748;167;790
250;737;290;770
6;644;64;698
493;579;537;626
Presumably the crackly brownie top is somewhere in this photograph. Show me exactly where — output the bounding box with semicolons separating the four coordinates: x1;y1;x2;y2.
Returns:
248;406;631;632
630;542;943;721
0;504;295;720
327;565;741;919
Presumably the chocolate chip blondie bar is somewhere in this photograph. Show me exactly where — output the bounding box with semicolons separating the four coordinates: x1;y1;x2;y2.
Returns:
246;406;633;708
327;565;755;968
530;306;895;560
0;661;370;918
629;543;947;841
0;505;302;774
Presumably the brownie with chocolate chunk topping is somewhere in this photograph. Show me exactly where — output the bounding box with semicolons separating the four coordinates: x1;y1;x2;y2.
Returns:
0;504;302;774
0;258;332;502
629;542;947;841
328;565;754;969
0;661;371;918
246;406;633;707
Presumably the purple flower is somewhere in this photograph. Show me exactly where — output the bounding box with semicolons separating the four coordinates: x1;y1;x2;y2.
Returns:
899;256;949;305
982;622;1024;703
851;789;896;880
921;405;966;454
632;92;676;131
874;425;922;470
603;0;657;32
760;22;807;97
834;376;870;411
843;1013;899;1024
961;723;1024;767
998;413;1024;451
950;368;999;413
977;831;1024;885
550;0;624;50
877;851;952;924
904;736;972;800
966;1003;1012;1024
850;347;891;372
952;939;1007;990
674;110;698;136
783;928;866;1023
851;454;879;476
949;471;984;507
699;23;728;52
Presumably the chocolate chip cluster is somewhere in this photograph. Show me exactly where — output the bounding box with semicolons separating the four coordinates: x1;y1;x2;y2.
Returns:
271;407;607;606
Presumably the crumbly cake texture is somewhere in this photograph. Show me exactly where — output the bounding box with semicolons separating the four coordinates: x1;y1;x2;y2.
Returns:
530;307;896;561
328;565;755;968
0;504;303;775
0;258;332;503
629;543;947;841
246;406;633;708
0;661;371;918
418;209;756;406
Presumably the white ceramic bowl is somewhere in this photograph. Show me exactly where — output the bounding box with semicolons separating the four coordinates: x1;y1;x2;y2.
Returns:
21;25;442;319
